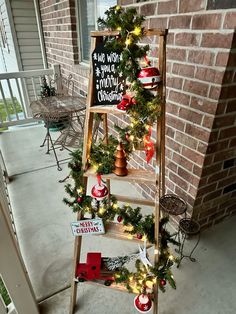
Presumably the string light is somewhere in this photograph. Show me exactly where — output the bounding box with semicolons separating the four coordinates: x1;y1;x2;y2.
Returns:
113;203;118;209
132;26;142;36
127;234;133;240
129;135;134;141
98;207;106;215
169;255;174;261
116;26;121;31
125;37;132;46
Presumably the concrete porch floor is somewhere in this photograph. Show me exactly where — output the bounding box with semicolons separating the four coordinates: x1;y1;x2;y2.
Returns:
0;125;236;314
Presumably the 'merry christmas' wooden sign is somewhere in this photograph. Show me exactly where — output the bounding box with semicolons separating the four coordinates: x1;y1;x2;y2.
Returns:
71;219;105;236
92;42;125;106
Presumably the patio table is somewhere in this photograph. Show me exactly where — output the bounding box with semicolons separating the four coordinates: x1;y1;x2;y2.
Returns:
30;95;87;170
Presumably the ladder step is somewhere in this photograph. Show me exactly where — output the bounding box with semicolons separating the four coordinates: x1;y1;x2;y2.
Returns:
84;168;157;184
103;222;152;245
89;105;124;114
113;194;155;206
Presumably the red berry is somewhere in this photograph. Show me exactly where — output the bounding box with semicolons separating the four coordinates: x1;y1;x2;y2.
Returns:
117;216;123;223
77;197;83;203
160;279;166;286
137;233;143;240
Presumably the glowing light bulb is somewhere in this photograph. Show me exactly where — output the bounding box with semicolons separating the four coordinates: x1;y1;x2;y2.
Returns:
133;26;142;36
115;5;121;11
113;203;118;209
98;207;106;215
154;249;159;255
77;187;83;194
117;26;121;31
125;38;132;46
129;135;134;141
127;234;133;240
169;255;174;261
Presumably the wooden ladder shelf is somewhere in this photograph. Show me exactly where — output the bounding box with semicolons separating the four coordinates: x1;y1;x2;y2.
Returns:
69;28;167;314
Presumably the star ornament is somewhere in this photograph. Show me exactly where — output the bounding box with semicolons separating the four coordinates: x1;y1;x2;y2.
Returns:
138;240;152;269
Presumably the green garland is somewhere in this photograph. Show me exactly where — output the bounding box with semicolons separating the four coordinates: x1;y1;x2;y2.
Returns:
64;147;178;294
98;6;162;155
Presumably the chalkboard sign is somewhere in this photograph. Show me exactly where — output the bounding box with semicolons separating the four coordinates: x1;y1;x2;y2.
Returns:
92;42;125;106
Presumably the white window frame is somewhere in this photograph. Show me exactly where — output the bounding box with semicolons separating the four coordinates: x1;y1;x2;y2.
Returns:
77;0;116;63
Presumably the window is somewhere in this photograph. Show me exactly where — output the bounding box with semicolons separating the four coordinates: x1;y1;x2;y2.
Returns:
78;0;116;62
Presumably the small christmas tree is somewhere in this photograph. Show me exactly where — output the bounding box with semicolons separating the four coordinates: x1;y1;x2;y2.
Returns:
113;142;128;176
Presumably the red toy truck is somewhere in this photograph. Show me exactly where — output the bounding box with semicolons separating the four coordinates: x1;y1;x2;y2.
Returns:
76;252;115;286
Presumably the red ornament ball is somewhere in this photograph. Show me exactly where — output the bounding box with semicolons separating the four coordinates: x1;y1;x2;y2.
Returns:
117;215;123;223
160;279;166;286
137;233;143;240
138;67;161;89
77;197;83;203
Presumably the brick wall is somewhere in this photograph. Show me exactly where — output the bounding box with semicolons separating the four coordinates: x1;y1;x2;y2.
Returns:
39;0;236;229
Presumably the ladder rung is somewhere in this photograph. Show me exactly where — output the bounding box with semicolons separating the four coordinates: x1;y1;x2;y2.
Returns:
113;194;155;206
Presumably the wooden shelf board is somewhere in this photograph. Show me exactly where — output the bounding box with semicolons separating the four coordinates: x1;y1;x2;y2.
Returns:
84;168;157;184
113;194;155;207
103;222;152;245
81;279;135;294
89;105;124;114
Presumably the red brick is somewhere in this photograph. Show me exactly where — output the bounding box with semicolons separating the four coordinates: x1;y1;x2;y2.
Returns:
220;85;236;99
228;52;236;67
166;114;185;131
167;48;186;61
157;0;177;14
204;155;214;166
178;167;199;187
183;80;209;97
208;169;229;184
166;102;179;115
218;175;236;188
169;171;189;191
192;14;222;29
215;52;229;67
202;115;214;129
149;17;168;29
222;70;235;84
193;164;202;176
175;131;198;150
140;3;157;15
202;163;223;178
209;86;222;101
179;0;206;12
179;107;203;125
166;159;178;172
169;15;191;29
166;136;181;153
182;146;205;165
214;115;236;128
173;152;194;172
214;148;236;162
197;182;217;196
185;123;210;142
201;33;234;49
230;138;236;148
207;140;229;154
188;50;214;66
168;90;190;106
172;63;195;78
175;33;200;46
195;67;224;85
197;142;208;154
223;12;236;29
166;76;183;89
215;103;227;116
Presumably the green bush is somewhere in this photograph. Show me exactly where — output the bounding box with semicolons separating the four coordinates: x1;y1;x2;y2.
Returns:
0;97;23;122
0;277;11;306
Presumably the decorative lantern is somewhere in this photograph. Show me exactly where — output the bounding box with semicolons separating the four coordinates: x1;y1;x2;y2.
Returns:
134;293;153;313
138;67;161;89
91;174;108;201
